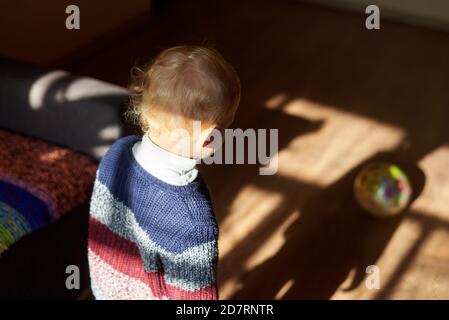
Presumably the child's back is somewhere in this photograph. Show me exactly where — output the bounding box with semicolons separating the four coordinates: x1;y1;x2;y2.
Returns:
88;136;218;299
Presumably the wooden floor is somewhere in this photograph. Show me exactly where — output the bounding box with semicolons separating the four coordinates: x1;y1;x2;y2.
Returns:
69;0;449;299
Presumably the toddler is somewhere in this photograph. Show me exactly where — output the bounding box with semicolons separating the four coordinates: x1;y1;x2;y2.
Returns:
88;46;240;300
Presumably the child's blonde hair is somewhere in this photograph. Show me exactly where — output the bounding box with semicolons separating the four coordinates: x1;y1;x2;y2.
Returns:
128;46;241;133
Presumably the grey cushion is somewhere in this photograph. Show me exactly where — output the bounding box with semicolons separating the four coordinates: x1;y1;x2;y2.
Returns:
0;57;129;160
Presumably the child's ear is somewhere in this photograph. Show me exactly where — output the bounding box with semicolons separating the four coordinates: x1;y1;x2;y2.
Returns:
201;124;218;147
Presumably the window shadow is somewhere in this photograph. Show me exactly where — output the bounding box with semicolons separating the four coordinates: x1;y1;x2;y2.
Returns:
230;149;426;299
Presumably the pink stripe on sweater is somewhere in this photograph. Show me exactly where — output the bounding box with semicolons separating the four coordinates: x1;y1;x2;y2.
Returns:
88;216;218;300
88;249;159;300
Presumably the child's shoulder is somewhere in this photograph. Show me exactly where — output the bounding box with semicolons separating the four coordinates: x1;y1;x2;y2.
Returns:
95;135;139;182
179;179;217;227
106;135;140;156
99;135;139;164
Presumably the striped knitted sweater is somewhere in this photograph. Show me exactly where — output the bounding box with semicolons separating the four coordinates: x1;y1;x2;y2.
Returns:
88;136;219;300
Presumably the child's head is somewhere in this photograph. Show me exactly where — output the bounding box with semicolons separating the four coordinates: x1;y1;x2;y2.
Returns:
128;45;240;158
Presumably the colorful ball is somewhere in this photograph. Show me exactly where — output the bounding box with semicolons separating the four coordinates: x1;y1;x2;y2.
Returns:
354;162;412;218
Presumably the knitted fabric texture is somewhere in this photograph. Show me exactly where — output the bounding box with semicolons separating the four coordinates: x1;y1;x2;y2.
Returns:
88;136;219;300
0;129;97;254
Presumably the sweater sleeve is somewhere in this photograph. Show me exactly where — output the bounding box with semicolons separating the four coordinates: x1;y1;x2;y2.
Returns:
160;223;219;300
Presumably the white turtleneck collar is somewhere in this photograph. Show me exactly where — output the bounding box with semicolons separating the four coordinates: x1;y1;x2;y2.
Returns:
132;134;198;186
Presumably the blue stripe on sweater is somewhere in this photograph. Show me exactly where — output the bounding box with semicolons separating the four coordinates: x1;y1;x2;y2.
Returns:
90;180;218;290
95;136;217;254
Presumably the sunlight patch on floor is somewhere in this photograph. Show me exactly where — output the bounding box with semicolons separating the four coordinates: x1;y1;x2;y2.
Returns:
274;278;295;300
332;217;424;299
218;96;449;299
243;210;300;271
219;185;285;259
413;144;449;221
277;98;405;186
